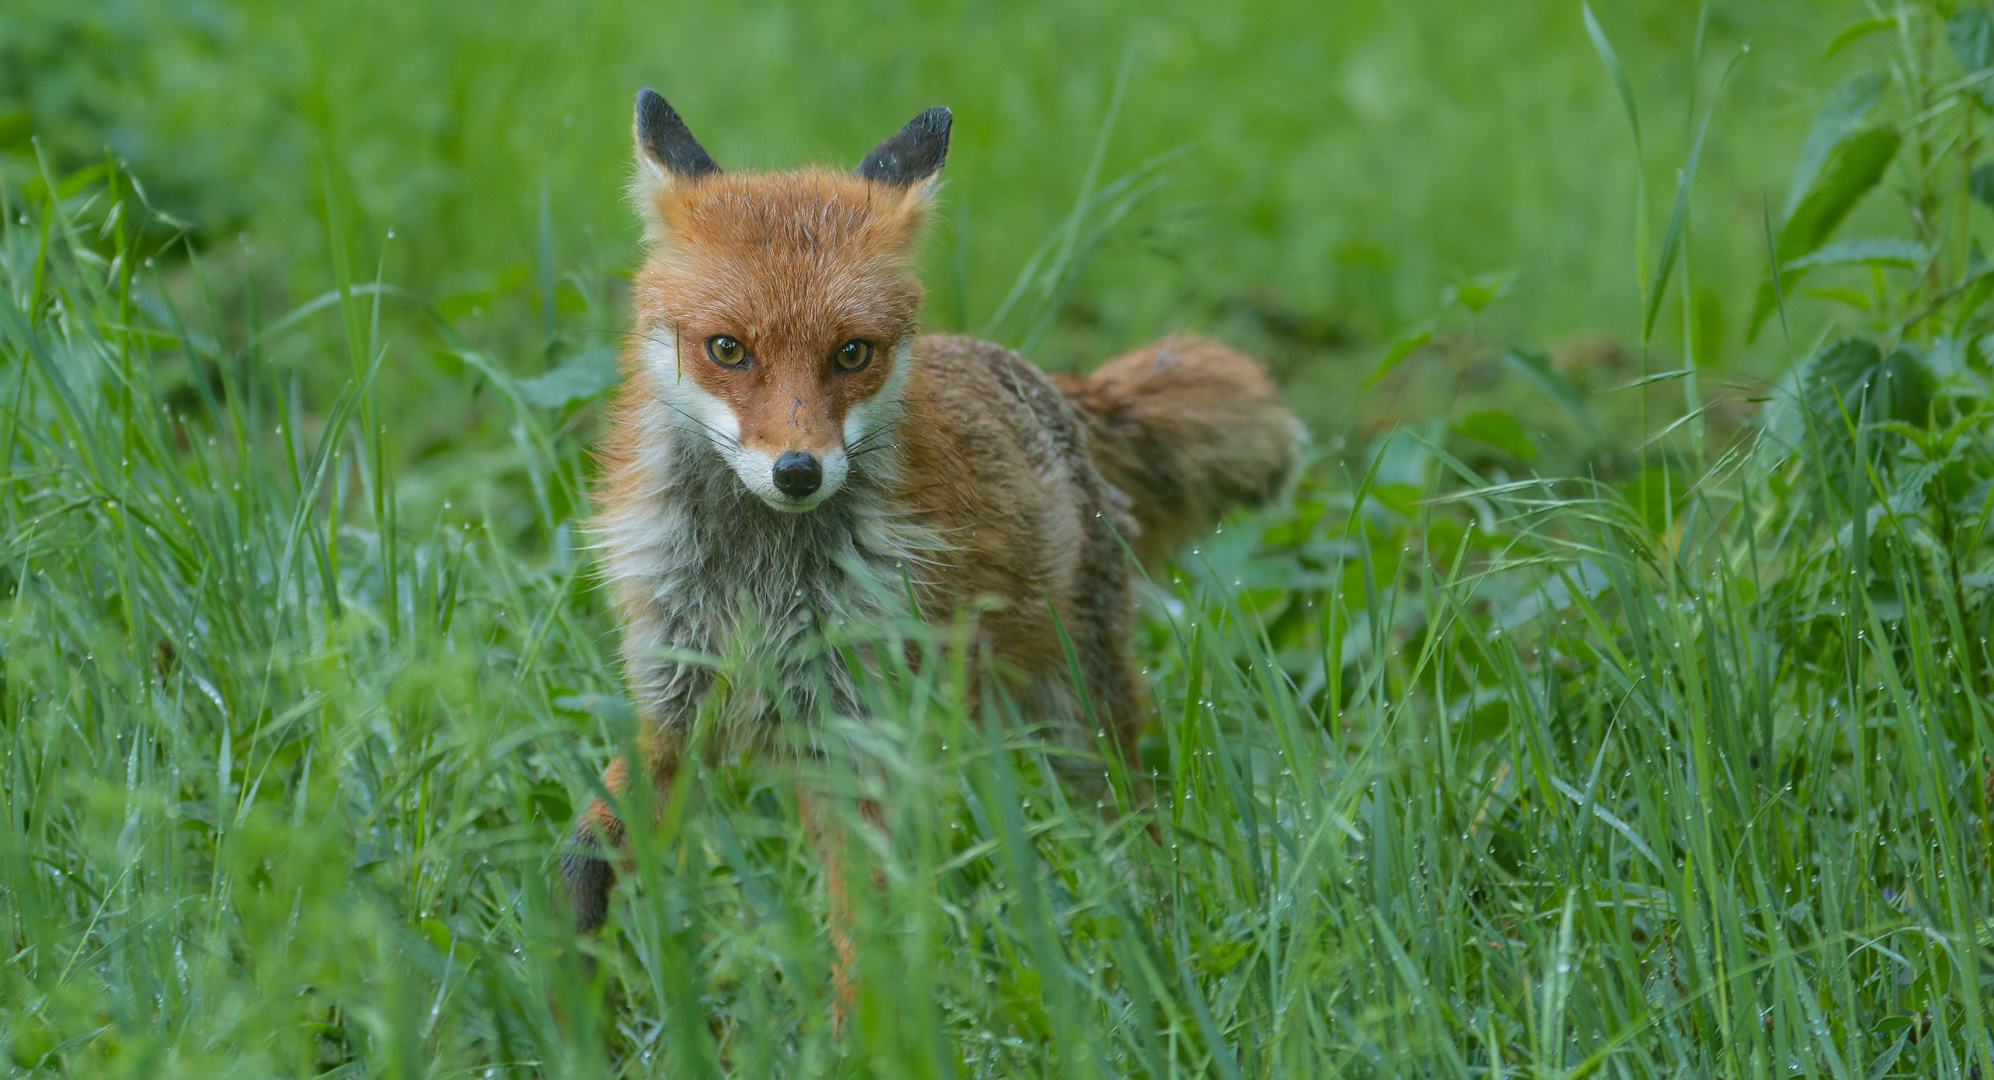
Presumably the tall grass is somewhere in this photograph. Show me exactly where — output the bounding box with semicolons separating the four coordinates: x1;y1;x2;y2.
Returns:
4;3;1994;1078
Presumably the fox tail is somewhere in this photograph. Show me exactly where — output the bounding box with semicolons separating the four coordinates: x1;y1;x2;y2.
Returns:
1056;336;1305;569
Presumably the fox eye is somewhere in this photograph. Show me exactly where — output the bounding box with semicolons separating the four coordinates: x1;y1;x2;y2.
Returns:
705;335;748;368
834;339;874;372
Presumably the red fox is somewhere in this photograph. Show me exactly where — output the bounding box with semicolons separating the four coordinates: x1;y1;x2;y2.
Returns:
564;89;1303;939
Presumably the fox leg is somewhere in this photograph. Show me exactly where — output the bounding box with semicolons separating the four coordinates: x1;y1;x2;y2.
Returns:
563;744;684;933
562;756;632;933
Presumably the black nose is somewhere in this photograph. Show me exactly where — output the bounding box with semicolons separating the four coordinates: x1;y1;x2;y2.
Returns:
772;451;822;498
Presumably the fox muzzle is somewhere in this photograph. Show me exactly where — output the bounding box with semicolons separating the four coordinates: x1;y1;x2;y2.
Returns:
772;451;823;498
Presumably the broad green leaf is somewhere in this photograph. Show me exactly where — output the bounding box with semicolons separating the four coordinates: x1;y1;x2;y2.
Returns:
1802;286;1874;311
1873;345;1937;426
1443;270;1516;315
1768;336;1935;448
1950;4;1994;105
1752;125;1901;337
1825;17;1896;60
1455;410;1537;460
1503;345;1592;427
1805;337;1884;403
515;344;623;408
1782;237;1929;272
1364;322;1433;387
1781;121;1893;257
0;108;31;148
1971;160;1994;210
1785;73;1885;221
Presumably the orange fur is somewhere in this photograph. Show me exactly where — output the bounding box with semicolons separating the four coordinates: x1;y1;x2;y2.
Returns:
563;95;1303;1005
1054;336;1303;569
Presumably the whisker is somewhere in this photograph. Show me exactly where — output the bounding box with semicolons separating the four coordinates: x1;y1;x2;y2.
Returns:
846;441;898;466
844;406;909;456
648;393;738;450
845;429;900;457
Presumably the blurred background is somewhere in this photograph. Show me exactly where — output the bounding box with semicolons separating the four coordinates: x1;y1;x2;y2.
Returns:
0;0;1857;461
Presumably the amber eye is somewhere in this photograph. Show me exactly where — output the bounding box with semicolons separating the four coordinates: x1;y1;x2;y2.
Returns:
834;339;874;372
705;335;748;368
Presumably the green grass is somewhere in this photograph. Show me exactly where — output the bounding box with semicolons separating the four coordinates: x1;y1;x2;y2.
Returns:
5;0;1994;1076
2;2;1854;399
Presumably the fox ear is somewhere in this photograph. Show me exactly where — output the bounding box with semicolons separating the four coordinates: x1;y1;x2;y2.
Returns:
632;88;719;208
855;106;951;201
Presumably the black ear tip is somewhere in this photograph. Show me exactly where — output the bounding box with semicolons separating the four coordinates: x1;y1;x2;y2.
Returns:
632;86;721;180
855;105;954;187
635;87;669;122
917;106;952;144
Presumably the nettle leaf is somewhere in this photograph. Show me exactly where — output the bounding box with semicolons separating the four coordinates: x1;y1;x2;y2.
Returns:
1806;337;1884;411
1752;124;1901;338
1785;73;1885;220
1781;126;1900;263
1765;338;1869;450
1771;337;1935;447
1950;4;1994;104
515;345;623;409
1455;411;1537;461
1971;160;1994;210
1873;345;1937;426
1919;334;1970;383
1952;5;1994;67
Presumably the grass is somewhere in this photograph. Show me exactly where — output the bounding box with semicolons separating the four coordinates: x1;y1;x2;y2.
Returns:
4;0;1994;1077
2;2;1855;392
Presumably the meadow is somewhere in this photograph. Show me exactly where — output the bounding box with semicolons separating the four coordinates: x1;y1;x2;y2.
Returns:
3;0;1993;1076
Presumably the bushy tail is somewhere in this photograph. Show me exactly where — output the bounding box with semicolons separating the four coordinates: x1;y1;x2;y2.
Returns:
1056;335;1305;568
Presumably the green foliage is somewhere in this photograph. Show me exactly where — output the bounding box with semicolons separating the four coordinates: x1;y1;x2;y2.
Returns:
0;0;1863;377
3;2;1994;1078
1750;73;1904;339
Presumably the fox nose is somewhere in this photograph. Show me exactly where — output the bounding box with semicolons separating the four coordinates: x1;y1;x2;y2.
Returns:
772;451;822;498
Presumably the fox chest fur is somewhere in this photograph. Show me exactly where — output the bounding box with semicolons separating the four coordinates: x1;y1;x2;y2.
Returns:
595;329;1138;755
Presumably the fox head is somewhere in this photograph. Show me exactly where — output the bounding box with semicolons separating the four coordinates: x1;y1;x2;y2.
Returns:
624;89;949;513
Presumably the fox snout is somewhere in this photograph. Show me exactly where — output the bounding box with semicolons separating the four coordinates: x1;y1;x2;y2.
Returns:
719;438;852;513
722;387;858;512
641;332;910;513
772;452;823;498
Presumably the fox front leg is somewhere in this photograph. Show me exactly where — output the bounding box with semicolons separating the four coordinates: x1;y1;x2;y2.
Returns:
563;649;709;932
561;737;686;933
561;756;633;934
